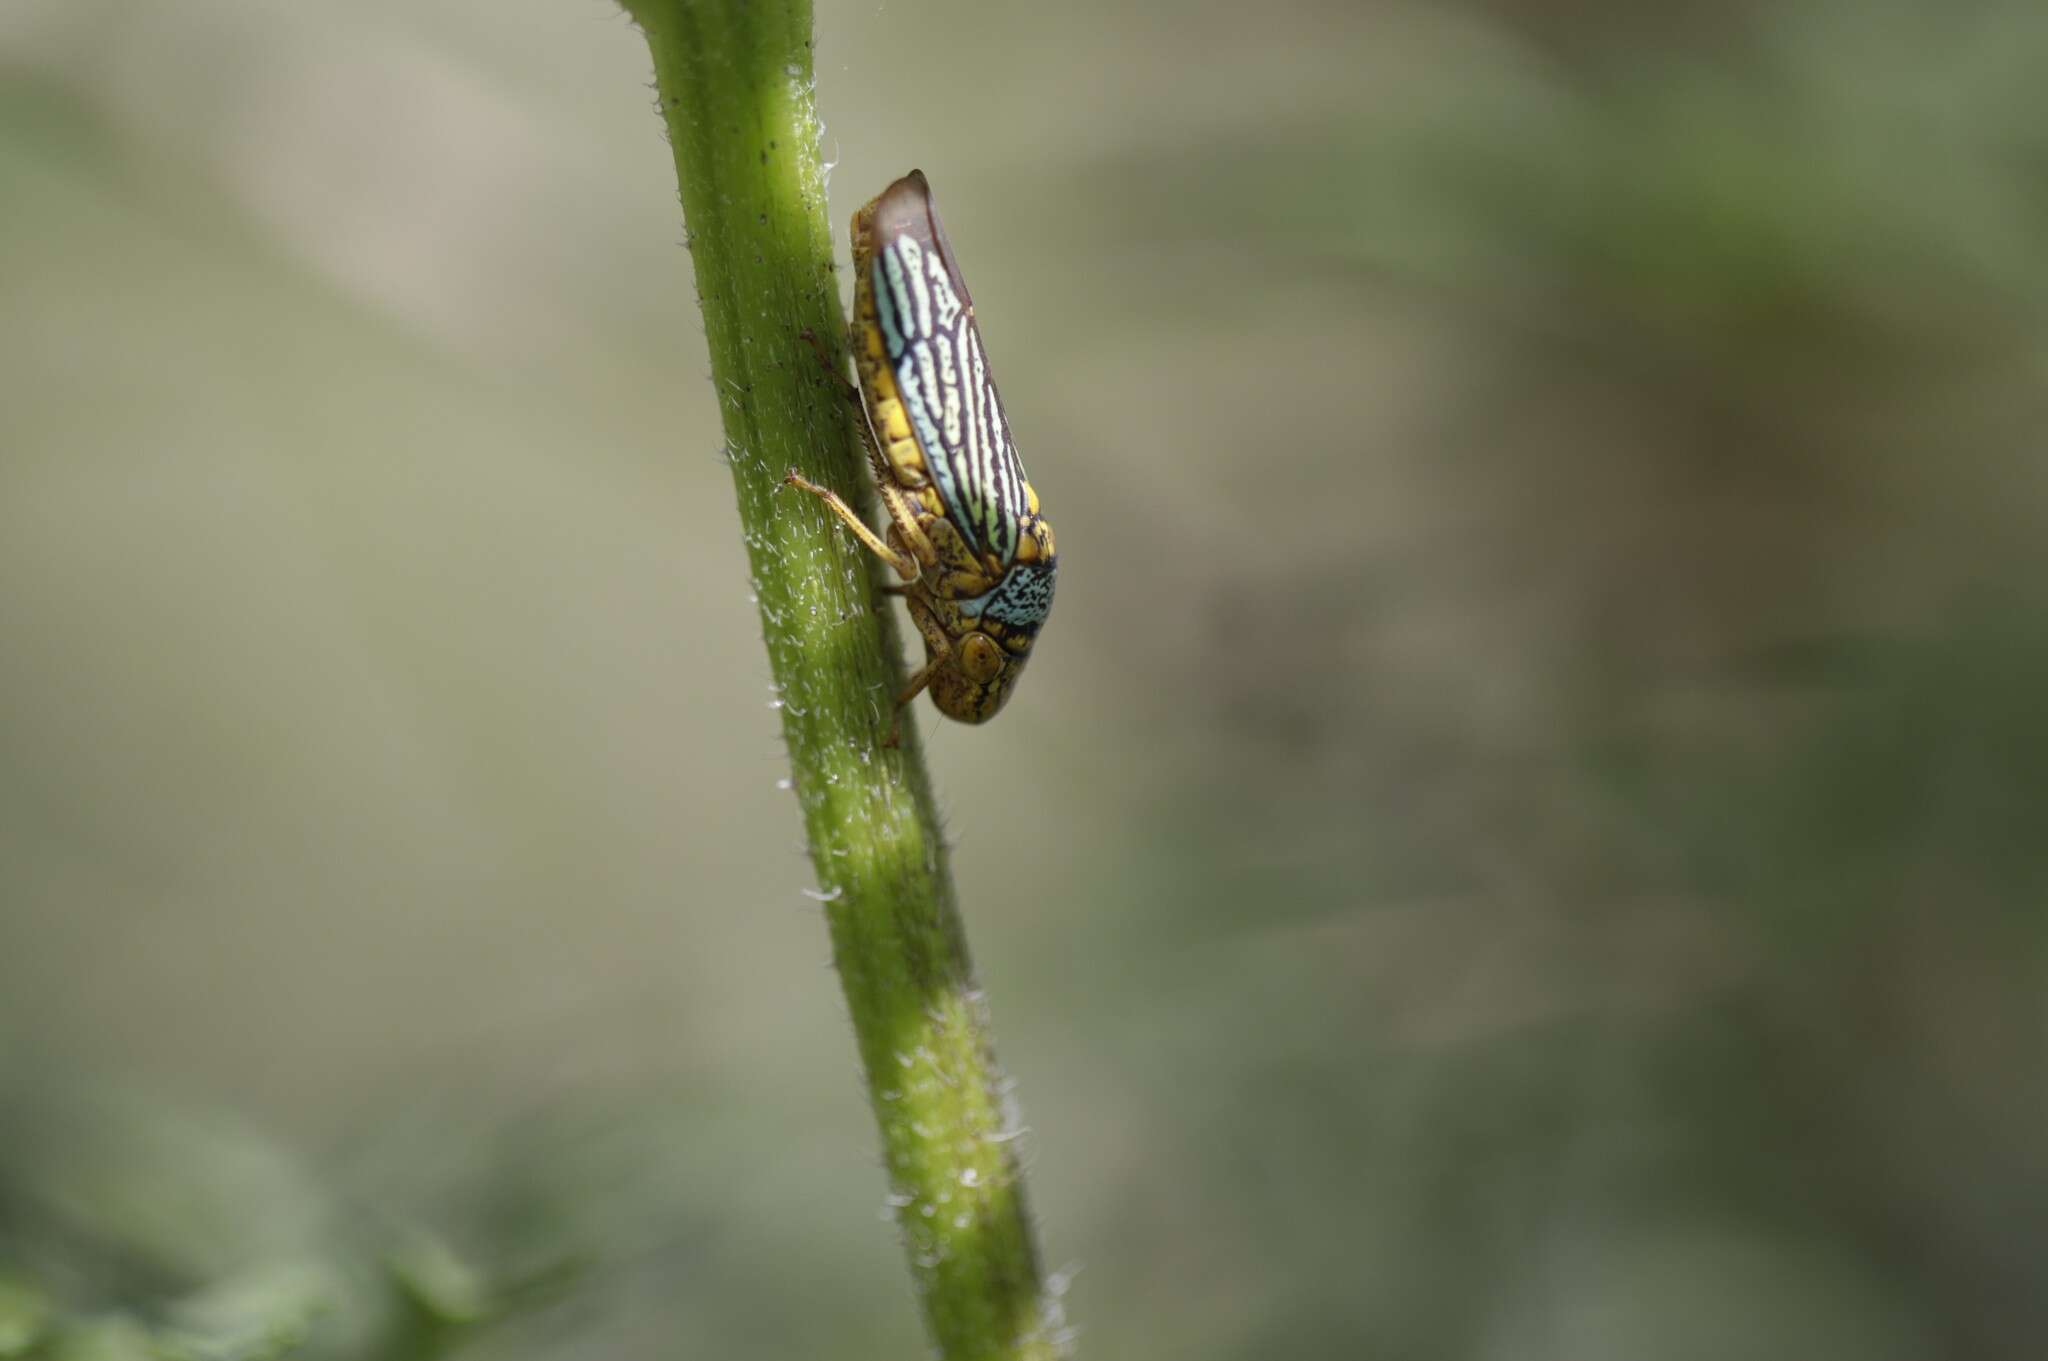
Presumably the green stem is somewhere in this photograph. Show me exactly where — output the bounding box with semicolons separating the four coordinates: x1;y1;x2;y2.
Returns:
618;2;1063;1356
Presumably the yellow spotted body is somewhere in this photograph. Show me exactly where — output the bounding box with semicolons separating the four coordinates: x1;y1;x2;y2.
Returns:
787;170;1057;728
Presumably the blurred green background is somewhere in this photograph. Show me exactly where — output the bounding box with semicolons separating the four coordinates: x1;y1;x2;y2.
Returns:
6;0;2048;1357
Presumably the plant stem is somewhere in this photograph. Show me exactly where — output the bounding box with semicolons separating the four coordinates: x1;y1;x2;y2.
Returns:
618;2;1063;1355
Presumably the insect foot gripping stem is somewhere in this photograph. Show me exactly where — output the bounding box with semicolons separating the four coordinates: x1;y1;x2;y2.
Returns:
783;469;922;583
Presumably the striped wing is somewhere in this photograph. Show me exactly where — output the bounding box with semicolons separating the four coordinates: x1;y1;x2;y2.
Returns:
867;173;1033;566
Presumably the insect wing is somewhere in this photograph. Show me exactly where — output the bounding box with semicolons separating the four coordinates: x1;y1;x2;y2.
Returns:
867;173;1033;566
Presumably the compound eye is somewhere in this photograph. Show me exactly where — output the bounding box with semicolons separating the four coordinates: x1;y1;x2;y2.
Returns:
960;633;1004;682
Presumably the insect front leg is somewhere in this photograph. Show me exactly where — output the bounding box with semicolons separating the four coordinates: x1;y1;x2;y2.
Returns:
861;594;954;748
895;593;957;710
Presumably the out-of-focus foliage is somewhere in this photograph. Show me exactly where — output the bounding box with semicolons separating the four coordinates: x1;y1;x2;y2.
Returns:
4;0;2047;1357
0;1082;602;1361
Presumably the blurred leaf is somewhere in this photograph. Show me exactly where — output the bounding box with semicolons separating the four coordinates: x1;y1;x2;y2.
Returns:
0;1279;53;1358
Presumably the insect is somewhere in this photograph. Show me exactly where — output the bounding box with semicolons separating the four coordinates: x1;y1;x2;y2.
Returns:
786;169;1057;732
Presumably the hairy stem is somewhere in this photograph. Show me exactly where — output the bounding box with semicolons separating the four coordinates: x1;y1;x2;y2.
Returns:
618;1;1062;1355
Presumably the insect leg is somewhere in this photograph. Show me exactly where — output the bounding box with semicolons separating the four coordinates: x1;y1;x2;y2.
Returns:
896;596;955;708
800;325;898;487
895;658;939;715
798;327;863;406
880;584;956;747
874;480;939;569
880;642;940;747
782;471;921;581
796;329;939;572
